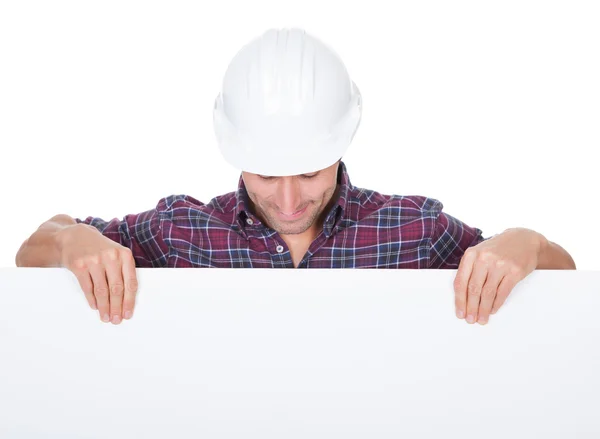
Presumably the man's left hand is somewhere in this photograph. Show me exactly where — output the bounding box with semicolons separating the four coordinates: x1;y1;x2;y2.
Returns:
454;228;544;325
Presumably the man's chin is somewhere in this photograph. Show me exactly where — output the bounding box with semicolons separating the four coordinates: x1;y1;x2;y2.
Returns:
271;220;312;236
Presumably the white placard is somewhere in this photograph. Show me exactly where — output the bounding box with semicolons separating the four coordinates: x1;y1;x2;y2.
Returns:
1;268;599;438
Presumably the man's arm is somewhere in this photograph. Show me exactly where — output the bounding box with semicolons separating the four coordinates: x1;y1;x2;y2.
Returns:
535;234;577;269
15;214;79;267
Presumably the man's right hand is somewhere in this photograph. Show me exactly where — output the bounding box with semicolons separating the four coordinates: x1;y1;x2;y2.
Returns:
57;224;138;324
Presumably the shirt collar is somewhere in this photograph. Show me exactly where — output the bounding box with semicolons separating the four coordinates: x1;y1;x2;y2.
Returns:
234;160;352;239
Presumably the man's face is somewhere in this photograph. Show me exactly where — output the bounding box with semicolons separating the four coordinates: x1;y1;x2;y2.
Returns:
242;160;340;236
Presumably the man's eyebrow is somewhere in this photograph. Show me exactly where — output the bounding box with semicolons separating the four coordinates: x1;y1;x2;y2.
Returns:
258;172;320;178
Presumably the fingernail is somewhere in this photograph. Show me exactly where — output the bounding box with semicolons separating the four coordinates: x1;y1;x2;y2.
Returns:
466;314;475;324
124;310;132;319
478;317;488;325
112;315;121;324
456;310;464;319
91;303;97;311
102;314;110;322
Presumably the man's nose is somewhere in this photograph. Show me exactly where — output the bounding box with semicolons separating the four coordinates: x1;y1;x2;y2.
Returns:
275;177;303;213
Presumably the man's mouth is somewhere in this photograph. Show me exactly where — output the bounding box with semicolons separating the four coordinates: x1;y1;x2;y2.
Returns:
277;206;308;219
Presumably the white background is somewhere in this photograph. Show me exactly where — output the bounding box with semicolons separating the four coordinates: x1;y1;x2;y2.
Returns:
1;0;598;269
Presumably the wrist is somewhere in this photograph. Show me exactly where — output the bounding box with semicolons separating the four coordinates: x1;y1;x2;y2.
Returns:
535;231;549;257
54;224;90;260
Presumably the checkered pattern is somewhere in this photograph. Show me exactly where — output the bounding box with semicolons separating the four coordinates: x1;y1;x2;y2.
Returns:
75;161;488;268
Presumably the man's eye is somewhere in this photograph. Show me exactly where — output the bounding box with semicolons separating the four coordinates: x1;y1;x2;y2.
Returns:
258;175;274;180
301;174;317;179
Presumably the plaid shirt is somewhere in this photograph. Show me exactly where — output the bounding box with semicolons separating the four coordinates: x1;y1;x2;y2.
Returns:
75;161;488;268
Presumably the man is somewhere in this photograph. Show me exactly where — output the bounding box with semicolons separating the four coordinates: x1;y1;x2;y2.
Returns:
15;28;576;326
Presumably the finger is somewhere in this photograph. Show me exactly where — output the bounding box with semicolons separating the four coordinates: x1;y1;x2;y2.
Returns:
465;262;489;324
103;249;124;325
491;274;520;314
477;270;504;325
454;248;476;319
121;250;138;320
72;260;97;310
87;258;111;323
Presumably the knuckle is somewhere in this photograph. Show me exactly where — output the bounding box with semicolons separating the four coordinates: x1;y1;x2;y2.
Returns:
477;251;494;263
509;265;523;277
94;285;109;298
126;278;139;292
87;255;100;265
467;283;481;297
102;248;119;261
122;301;135;314
72;258;87;270
110;283;124;297
494;259;507;270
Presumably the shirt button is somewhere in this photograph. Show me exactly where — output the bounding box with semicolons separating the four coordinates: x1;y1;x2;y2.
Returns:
276;245;284;253
246;218;254;225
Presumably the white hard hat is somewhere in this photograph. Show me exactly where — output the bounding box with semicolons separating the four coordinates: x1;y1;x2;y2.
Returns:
213;27;362;177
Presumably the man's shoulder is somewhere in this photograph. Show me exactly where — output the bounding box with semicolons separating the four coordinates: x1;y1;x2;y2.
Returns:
155;194;203;212
155;192;238;224
348;186;444;219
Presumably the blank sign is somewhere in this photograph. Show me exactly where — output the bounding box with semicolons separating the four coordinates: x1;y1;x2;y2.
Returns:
1;268;599;438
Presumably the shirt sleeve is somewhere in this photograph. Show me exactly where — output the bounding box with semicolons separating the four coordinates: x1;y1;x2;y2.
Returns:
428;209;490;269
74;207;169;268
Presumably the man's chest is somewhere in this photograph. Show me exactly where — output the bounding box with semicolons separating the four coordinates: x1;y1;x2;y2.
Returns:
165;229;428;269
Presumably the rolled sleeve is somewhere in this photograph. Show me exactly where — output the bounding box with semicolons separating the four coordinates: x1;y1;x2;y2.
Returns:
74;208;169;268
